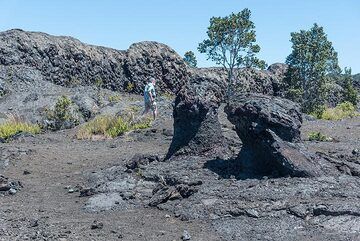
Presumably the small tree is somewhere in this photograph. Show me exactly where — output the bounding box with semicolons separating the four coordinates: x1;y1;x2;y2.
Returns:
342;68;358;106
285;23;341;113
183;51;197;67
198;8;266;99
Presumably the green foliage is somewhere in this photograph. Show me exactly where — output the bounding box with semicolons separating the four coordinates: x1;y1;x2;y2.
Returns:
68;77;81;87
0;115;41;141
161;92;175;100
312;101;358;121
108;94;122;103
308;131;330;142
46;96;79;130
132;117;152;130
50;96;73;122
341;68;358;106
309;105;326;119
126;105;141;113
94;79;105;106
285;23;341;113
76;113;152;140
183;51;197;67
198;8;266;99
95;78;103;89
285;88;303;104
126;82;135;92
105;117;131;138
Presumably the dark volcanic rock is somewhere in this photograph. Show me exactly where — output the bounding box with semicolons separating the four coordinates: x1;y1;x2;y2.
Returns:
125;153;160;170
165;76;226;159
225;93;324;177
0;29;188;94
0;29;127;90
126;42;189;94
0;29;291;107
226;93;302;143
0;79;7;96
192;63;288;97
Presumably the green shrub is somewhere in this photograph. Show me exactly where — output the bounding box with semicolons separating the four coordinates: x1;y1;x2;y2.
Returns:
308;105;326;119
0;116;41;141
76;114;151;140
309;101;358;121
46;96;80;130
52;96;73;122
105;117;131;138
161;92;175;100
108;94;121;103
126;82;135;92
308;131;330;142
132;117;152;130
321;101;358;120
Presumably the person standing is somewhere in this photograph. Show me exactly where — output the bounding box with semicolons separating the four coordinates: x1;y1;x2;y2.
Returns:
142;77;157;120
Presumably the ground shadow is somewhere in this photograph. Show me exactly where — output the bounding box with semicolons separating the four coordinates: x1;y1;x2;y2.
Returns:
204;157;245;180
204;146;282;180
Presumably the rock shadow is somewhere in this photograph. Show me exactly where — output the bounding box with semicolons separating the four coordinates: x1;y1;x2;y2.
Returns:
204;146;283;180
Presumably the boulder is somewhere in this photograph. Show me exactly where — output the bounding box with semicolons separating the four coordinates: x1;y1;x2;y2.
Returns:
267;63;288;77
165;76;226;159
225;93;324;177
125;42;190;94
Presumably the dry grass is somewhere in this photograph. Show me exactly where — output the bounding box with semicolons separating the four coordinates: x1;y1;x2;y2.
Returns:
76;113;151;140
0;114;41;141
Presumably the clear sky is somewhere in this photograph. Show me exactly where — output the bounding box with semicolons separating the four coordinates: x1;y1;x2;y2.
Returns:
1;0;359;73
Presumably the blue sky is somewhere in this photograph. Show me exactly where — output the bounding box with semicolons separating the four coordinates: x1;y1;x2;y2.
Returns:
1;0;359;73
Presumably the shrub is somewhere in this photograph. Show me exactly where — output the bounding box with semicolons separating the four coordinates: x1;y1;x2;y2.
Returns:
308;105;326;119
0;115;41;141
321;101;358;120
105;117;131;138
126;82;135;92
308;131;330;142
45;96;80;130
161;92;175;100
52;96;73;122
309;101;358;121
108;94;121;103
76;114;151;140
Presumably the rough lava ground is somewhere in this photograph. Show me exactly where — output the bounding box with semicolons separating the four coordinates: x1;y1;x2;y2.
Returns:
1;94;359;240
0;29;359;241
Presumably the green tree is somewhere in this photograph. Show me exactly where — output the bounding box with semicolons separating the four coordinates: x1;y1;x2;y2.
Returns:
183;51;197;67
342;68;358;106
285;23;341;113
198;8;266;99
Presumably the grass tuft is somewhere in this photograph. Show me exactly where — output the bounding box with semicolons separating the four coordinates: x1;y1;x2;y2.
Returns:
308;131;331;142
76;113;151;140
0;115;41;141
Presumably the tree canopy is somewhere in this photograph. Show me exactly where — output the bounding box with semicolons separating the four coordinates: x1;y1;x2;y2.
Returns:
183;51;197;67
285;23;341;112
198;8;266;99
